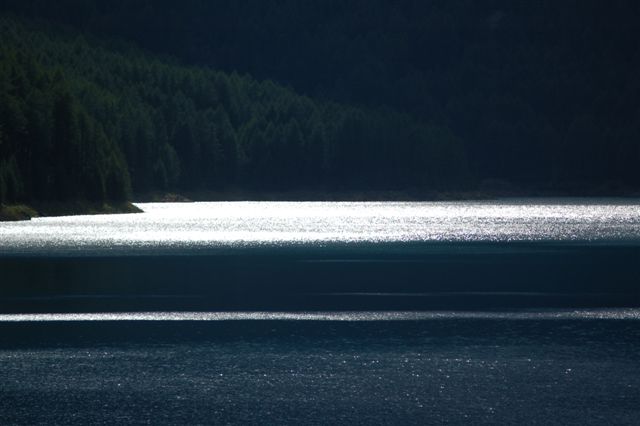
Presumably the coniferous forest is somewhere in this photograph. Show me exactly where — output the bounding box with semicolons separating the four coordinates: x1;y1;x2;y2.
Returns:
1;0;639;208
0;17;468;206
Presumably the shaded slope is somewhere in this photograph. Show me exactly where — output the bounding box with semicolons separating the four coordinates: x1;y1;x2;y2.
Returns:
0;17;469;207
1;0;639;188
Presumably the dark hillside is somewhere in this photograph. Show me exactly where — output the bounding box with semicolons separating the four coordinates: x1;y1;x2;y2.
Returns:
0;17;468;207
2;0;639;190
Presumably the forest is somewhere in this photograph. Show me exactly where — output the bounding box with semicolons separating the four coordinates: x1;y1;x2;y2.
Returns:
1;0;640;206
0;17;468;206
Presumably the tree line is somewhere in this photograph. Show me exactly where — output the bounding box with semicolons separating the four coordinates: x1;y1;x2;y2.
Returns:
0;17;469;204
2;0;637;190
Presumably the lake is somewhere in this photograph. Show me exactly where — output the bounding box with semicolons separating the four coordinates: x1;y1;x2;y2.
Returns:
1;200;639;311
0;200;639;424
2;200;640;254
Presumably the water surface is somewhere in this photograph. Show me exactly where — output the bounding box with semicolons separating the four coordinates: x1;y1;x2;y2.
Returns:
1;200;639;424
1;200;639;311
1;199;639;255
1;312;639;425
1;309;640;322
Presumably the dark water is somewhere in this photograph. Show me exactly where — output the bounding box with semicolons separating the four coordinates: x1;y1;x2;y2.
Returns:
1;201;639;424
1;316;639;425
1;201;639;311
1;242;638;312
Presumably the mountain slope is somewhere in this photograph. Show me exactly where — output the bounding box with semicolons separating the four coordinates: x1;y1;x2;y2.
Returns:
0;17;469;207
2;0;638;188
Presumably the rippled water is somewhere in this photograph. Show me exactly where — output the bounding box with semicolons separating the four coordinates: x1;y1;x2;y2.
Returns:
1;200;639;424
1;199;640;255
1;309;639;322
1;314;639;425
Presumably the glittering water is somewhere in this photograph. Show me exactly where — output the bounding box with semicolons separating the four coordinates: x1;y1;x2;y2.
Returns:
1;201;639;424
1;199;640;255
1;314;639;425
1;309;639;322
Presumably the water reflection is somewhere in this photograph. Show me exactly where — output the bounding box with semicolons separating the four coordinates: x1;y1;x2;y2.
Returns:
1;309;639;322
1;200;639;255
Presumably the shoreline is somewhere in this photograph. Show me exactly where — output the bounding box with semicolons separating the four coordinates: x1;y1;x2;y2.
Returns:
134;187;640;203
0;201;142;222
3;188;639;222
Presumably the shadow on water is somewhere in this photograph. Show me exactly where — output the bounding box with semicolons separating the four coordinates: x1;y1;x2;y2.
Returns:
1;317;639;349
0;242;638;312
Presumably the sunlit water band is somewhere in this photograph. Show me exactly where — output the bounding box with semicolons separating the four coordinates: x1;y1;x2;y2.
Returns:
1;309;639;322
1;200;640;255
